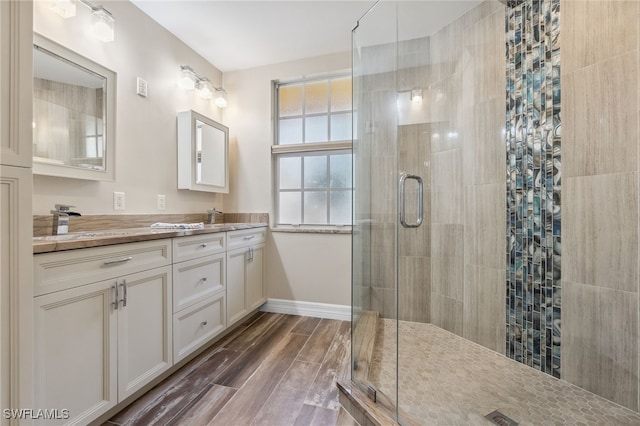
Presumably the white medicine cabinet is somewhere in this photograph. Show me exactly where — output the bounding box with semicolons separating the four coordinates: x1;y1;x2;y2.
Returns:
177;110;229;193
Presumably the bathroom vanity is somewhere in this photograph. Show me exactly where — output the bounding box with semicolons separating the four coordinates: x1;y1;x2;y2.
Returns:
32;224;266;425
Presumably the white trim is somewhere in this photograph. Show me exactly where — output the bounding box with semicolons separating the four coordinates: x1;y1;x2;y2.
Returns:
260;298;350;321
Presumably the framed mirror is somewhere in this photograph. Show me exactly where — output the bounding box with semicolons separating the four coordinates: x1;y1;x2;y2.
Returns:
177;110;229;193
32;33;116;181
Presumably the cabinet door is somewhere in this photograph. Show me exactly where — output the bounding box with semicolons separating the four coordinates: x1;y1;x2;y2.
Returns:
226;247;248;326
34;280;118;425
117;266;172;401
246;243;266;312
0;0;32;167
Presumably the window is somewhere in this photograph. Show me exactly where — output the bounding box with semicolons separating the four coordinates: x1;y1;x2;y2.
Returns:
273;75;352;226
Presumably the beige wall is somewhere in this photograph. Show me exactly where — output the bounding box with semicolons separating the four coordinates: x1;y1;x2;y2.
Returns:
33;0;225;215
223;52;352;307
561;0;640;411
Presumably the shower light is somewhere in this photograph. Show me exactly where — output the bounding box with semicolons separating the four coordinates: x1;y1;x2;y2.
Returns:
50;0;76;18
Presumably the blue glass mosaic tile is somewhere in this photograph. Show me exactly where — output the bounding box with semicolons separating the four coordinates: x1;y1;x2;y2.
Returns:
506;0;561;379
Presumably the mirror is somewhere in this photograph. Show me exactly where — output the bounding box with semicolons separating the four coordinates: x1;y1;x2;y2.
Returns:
177;110;229;193
32;33;116;181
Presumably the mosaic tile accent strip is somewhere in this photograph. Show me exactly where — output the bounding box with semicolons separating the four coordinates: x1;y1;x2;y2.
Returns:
505;0;561;378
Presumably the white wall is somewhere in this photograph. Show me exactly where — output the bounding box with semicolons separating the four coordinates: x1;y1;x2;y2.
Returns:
223;52;352;307
32;0;225;215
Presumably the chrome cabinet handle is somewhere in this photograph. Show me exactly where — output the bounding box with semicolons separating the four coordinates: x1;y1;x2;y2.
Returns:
200;321;208;327
200;243;207;248
247;247;254;263
120;279;127;307
399;173;424;228
104;256;133;265
243;235;255;240
112;283;119;308
200;277;208;283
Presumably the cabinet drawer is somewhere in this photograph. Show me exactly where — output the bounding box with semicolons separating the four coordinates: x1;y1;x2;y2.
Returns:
173;294;226;362
173;253;225;312
227;227;267;250
34;239;172;296
172;232;226;263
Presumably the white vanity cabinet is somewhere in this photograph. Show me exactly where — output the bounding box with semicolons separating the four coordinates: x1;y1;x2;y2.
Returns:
226;228;267;326
172;233;227;362
33;240;173;425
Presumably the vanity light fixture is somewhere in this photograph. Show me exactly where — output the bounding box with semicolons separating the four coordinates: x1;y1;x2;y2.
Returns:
179;66;198;90
50;0;115;42
198;78;214;100
50;0;77;18
179;65;228;108
214;88;228;108
91;6;115;42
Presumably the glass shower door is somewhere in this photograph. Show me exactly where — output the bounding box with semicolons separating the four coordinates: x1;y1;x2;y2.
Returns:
351;0;400;419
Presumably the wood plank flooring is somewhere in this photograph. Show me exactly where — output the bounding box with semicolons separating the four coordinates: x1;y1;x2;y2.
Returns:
104;312;357;426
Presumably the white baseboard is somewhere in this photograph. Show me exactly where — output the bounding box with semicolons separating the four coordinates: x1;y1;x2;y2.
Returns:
260;298;351;321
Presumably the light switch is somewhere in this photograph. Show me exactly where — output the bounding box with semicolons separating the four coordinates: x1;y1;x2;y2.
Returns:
136;77;148;97
157;194;166;210
114;192;125;210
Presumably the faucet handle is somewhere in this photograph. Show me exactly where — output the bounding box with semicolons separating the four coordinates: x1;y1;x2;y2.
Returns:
54;204;76;212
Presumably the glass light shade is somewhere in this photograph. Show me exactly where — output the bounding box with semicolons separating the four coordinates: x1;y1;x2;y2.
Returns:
92;7;115;42
411;89;423;104
50;0;76;18
179;66;198;90
214;88;228;108
198;79;214;100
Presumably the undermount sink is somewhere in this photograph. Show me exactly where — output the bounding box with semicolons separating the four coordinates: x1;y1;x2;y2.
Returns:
33;231;132;242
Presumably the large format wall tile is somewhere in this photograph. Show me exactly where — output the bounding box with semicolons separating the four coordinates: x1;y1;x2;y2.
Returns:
563;52;638;177
431;224;464;301
463;264;506;354
430;293;463;337
564;173;638;293
562;0;638;74
562;281;639;411
398;255;430;323
465;183;506;271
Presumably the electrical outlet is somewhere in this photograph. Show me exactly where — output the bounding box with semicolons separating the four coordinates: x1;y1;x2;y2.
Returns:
157;194;166;211
114;192;125;211
136;77;148;98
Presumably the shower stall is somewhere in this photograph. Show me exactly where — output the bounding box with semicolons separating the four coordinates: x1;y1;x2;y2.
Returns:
350;0;640;424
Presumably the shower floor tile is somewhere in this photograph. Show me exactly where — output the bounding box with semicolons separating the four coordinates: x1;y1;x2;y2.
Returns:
369;319;640;425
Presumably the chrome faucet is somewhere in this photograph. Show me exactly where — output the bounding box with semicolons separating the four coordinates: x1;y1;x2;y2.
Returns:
51;204;81;235
207;208;223;224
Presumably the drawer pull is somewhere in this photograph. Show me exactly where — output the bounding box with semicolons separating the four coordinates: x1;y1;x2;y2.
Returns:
200;277;208;283
104;256;133;265
200;243;208;248
243;235;255;240
200;321;208;327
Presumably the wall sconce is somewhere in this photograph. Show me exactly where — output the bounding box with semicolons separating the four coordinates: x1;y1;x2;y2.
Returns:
49;0;115;42
411;89;423;104
179;65;227;108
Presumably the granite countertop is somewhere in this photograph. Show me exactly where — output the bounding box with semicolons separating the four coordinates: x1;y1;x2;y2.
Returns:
33;223;267;254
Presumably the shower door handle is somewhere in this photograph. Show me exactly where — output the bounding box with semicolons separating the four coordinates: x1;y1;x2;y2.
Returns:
399;173;423;228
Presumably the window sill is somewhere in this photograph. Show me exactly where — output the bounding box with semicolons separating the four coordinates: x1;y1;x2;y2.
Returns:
271;226;352;235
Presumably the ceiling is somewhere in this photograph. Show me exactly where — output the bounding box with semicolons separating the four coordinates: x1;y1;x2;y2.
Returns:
130;1;484;73
130;1;374;72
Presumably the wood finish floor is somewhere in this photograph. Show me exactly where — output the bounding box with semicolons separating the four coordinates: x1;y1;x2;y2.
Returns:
104;312;356;426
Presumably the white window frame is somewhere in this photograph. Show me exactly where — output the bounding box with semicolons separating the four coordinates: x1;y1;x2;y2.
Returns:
272;74;353;231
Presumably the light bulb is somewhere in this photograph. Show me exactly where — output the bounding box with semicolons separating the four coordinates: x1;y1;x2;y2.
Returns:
214;88;227;108
198;79;214;100
179;66;197;90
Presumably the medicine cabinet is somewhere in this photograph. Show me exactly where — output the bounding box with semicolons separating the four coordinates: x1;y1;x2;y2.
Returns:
177;110;229;193
32;33;116;181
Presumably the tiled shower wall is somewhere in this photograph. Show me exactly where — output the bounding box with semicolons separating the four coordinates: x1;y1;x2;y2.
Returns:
561;0;639;412
505;0;562;378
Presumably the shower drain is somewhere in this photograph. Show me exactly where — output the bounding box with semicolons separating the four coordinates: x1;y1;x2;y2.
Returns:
485;410;518;426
